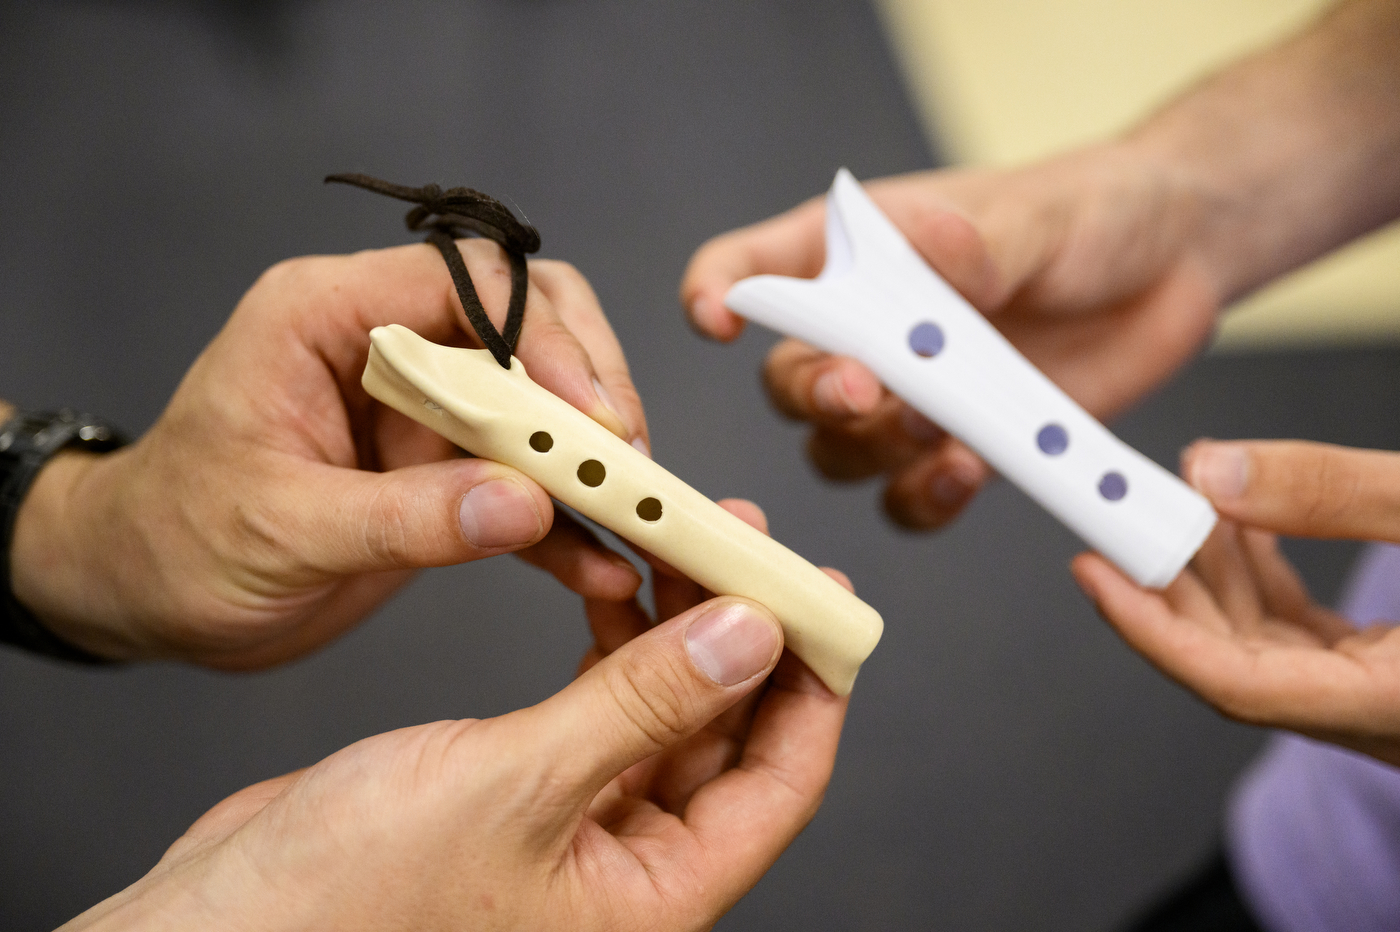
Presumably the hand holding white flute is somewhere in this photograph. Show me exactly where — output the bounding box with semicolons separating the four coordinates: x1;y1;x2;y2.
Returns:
363;324;883;695
724;170;1216;588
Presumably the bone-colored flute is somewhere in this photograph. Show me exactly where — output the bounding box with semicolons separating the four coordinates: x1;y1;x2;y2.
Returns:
362;324;883;695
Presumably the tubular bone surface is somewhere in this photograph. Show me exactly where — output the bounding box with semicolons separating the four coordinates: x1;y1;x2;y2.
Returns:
362;324;883;695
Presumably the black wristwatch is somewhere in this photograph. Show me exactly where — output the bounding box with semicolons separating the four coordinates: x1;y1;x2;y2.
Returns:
1;409;127;663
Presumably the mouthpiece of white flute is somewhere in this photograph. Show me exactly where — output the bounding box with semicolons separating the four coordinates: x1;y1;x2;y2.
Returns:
725;169;1215;588
363;324;883;695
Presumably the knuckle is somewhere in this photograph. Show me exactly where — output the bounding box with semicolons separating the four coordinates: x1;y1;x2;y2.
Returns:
457;238;510;275
904;200;946;245
882;485;943;531
223;488;298;574
360;483;417;566
762;363;808;421
532;257;585;285
807;430;878;481
606;652;697;749
230;498;284;554
527;316;588;360
1297;450;1359;530
250;255;325;301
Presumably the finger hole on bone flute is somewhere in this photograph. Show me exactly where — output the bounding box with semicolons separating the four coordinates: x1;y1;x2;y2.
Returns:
577;459;606;487
624;498;767;580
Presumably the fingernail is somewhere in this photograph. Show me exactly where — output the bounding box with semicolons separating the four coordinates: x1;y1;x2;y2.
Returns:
685;602;780;686
690;295;715;325
592;378;622;420
459;478;543;548
900;406;944;442
813;371;854;416
607;550;641;574
631;436;651;458
1190;443;1248;500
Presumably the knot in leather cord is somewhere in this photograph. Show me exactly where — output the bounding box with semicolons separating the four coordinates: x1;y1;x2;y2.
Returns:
326;172;540;368
401;181;542;254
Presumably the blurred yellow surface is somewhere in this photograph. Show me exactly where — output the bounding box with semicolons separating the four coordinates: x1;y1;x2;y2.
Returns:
872;0;1400;349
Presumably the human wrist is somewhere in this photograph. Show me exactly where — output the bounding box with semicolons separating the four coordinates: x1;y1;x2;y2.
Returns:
58;856;244;932
1112;126;1251;308
1118;0;1400;304
9;448;140;660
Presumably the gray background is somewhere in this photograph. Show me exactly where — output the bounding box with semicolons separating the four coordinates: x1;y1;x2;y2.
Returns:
0;2;1390;929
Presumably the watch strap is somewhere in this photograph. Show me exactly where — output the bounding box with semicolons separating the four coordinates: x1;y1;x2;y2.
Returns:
1;410;125;663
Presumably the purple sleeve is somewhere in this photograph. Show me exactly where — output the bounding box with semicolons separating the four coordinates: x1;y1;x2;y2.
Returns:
1227;543;1400;932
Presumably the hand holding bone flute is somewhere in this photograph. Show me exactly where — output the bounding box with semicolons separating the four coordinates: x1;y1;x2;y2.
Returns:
363;324;883;695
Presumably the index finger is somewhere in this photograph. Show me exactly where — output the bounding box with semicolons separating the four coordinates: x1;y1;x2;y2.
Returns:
680;198;826;342
671;651;849;902
278;243;626;440
447;241;634;444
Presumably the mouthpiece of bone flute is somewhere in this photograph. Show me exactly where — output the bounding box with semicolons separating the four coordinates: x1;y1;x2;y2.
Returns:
362;324;883;695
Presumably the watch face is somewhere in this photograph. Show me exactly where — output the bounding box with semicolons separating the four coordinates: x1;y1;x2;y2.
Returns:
76;423;116;444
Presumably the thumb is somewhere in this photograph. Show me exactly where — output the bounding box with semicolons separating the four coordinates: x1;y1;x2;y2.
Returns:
162;769;305;863
534;597;782;807
874;192;1004;314
271;457;554;576
1183;439;1400;541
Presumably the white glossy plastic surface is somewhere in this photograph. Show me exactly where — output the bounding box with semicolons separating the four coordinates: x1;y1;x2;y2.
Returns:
724;169;1215;588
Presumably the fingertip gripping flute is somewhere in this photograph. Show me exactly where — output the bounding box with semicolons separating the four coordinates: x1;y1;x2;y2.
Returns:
724;170;1216;588
363;324;883;695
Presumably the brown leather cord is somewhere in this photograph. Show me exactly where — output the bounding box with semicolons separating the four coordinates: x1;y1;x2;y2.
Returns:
325;173;540;368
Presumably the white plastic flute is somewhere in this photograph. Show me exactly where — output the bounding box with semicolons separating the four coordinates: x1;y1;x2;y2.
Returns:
362;324;883;695
724;170;1215;588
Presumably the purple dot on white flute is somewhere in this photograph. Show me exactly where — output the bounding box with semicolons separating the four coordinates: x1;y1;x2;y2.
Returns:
1099;471;1128;501
1036;423;1068;456
908;321;945;358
